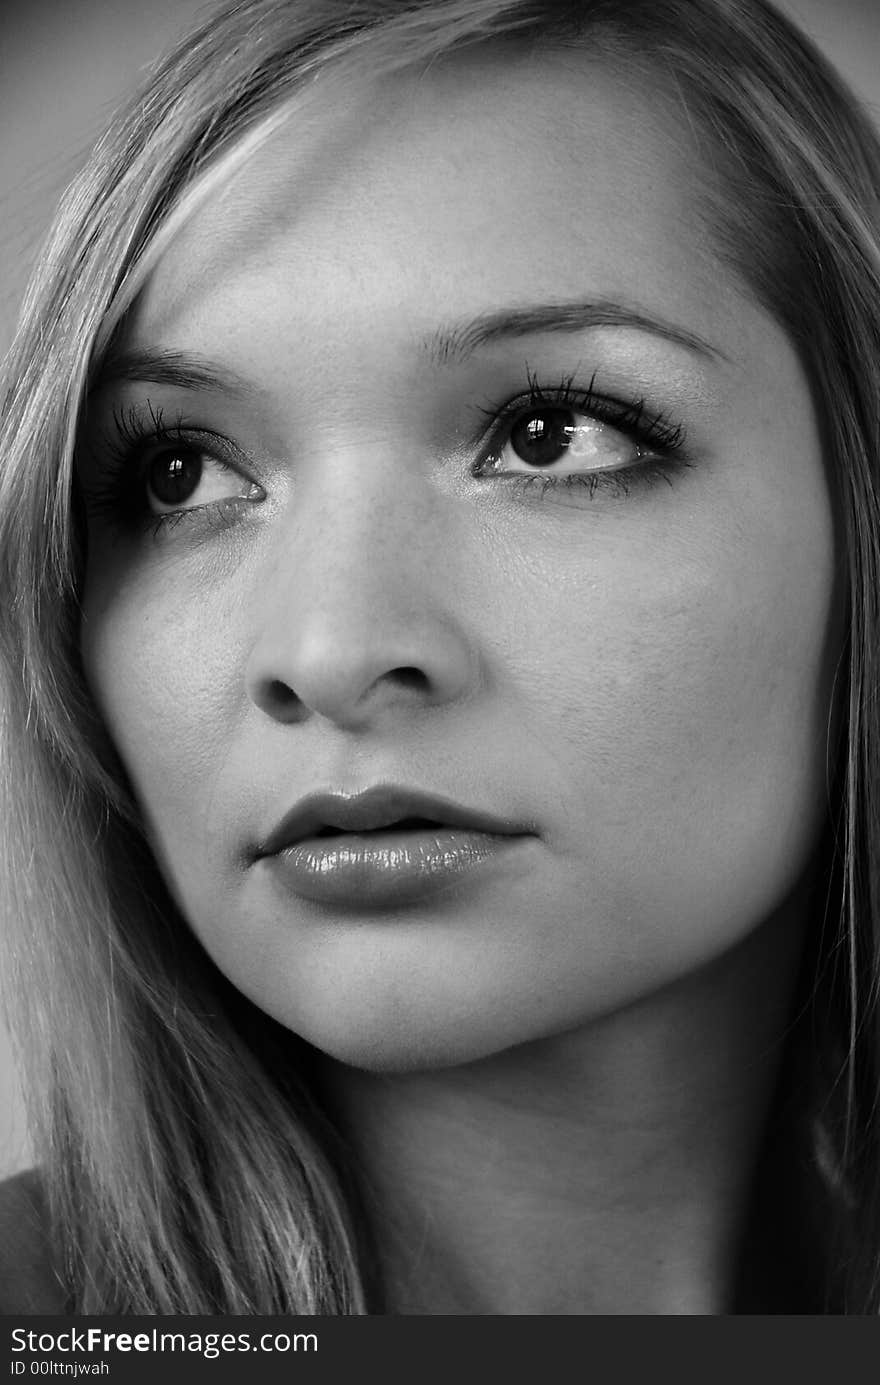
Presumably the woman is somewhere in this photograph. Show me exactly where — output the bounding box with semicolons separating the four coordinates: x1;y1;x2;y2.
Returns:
0;0;878;1314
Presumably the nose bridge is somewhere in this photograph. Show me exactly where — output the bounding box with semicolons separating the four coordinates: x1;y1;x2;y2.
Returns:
244;445;476;725
276;444;439;616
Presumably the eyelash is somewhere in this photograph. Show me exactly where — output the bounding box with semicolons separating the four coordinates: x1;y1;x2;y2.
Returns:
475;368;690;501
83;372;691;539
84;403;248;539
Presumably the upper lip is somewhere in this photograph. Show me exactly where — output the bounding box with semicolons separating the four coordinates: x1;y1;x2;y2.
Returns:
256;784;533;856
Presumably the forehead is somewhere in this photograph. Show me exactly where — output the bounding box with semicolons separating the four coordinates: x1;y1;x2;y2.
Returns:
124;45;754;371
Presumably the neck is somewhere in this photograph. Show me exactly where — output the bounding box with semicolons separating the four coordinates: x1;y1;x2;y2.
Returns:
319;902;807;1315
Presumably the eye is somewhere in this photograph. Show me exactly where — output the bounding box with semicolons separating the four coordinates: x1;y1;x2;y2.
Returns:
498;406;641;474
144;444;258;514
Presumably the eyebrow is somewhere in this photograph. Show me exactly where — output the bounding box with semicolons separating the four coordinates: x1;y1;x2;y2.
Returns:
423;299;727;366
89;297;725;397
89;348;261;399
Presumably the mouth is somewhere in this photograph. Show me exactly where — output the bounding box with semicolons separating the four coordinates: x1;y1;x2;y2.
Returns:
256;785;534;857
254;786;536;909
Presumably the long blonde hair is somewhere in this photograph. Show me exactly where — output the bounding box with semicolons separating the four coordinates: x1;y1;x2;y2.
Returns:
1;0;880;1313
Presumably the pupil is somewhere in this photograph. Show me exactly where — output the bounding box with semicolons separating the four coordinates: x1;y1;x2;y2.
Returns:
148;449;202;506
510;409;574;467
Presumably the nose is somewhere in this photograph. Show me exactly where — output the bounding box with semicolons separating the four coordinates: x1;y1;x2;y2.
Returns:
244;458;479;730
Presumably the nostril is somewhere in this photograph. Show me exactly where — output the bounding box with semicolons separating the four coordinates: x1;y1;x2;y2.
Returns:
254;678;298;717
393;667;428;692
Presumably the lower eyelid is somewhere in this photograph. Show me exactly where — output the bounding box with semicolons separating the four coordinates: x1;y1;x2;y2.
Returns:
505;458;691;502
145;491;262;538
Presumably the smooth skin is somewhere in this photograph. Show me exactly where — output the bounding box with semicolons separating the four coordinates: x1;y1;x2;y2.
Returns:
79;49;842;1311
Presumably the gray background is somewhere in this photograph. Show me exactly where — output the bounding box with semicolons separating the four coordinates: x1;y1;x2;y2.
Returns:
1;0;878;1178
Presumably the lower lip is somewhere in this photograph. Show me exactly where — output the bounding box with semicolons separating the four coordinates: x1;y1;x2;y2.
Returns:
260;827;527;908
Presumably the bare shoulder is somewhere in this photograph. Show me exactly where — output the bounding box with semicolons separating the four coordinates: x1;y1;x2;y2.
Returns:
0;1169;66;1314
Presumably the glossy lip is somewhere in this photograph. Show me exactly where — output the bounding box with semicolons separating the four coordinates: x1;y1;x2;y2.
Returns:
254;783;534;858
254;785;536;910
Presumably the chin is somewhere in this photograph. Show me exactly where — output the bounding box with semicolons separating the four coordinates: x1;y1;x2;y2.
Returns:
274;980;610;1075
252;985;543;1074
293;1015;513;1075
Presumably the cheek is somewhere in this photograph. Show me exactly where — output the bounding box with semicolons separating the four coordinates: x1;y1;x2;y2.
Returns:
509;472;838;967
80;563;246;847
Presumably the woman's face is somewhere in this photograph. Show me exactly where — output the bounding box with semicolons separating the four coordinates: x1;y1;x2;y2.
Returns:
79;50;840;1070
